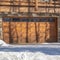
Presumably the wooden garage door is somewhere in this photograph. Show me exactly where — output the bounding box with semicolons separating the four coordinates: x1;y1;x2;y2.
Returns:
2;17;57;44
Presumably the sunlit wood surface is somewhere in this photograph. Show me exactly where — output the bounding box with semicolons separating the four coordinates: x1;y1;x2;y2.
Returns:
2;17;57;44
0;0;60;14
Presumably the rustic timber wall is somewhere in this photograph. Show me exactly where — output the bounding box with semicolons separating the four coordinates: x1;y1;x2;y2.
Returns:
2;16;57;44
0;0;60;14
0;16;59;44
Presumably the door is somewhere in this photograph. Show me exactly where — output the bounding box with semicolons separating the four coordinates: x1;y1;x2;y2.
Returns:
2;17;57;44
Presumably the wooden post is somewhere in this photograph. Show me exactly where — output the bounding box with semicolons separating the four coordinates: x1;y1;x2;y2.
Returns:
54;0;56;13
35;0;38;11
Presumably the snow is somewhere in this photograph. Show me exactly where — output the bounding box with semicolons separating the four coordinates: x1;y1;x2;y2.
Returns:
0;40;60;60
0;52;60;60
0;40;9;46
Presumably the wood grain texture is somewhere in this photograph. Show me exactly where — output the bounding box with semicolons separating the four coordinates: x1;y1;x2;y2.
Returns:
2;17;57;44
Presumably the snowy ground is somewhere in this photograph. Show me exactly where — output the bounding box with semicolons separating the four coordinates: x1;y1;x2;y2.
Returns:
0;40;60;60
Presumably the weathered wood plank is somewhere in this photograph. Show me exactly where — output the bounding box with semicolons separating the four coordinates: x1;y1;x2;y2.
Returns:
2;17;57;44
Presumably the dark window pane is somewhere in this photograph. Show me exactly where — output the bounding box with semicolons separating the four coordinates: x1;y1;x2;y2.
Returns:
3;18;11;22
13;18;20;22
48;18;55;22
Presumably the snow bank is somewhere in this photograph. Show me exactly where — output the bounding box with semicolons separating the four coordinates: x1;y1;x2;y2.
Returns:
0;40;60;60
0;40;9;46
0;52;60;60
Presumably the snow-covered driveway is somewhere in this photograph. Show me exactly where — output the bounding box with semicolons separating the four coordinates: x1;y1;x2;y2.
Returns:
0;40;60;60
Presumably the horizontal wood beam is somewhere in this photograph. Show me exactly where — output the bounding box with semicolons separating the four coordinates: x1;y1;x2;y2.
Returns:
0;1;60;5
0;5;60;8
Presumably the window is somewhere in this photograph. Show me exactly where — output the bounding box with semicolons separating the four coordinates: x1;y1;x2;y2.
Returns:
53;0;57;1
39;0;50;2
3;18;11;22
13;18;20;22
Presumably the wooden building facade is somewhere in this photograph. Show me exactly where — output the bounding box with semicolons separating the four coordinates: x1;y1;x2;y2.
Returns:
0;0;60;14
0;0;60;44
